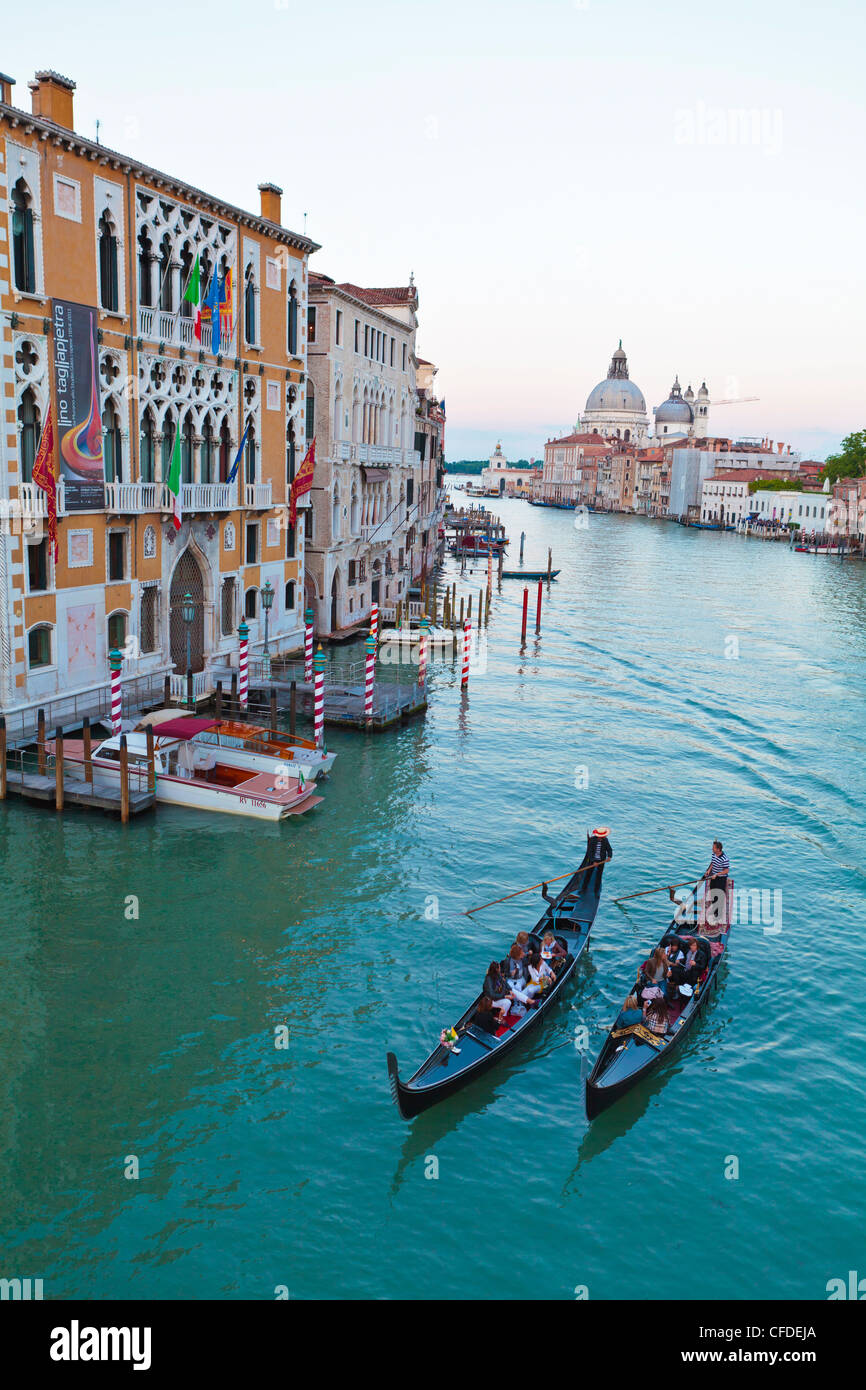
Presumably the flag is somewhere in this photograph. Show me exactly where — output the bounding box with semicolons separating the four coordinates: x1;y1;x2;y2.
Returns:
165;426;183;531
202;269;226;354
30;403;58;560
183;254;202;342
290;438;315;528
227;420;250;486
219;267;233;352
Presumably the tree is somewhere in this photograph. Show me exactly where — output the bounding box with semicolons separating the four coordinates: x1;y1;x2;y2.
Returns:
822;430;866;486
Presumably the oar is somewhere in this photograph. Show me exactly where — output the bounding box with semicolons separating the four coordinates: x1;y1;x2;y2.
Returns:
612;876;702;905
465;859;602;916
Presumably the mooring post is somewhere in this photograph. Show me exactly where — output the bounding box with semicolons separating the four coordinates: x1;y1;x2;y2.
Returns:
520;531;525;562
290;680;297;738
230;672;238;714
521;587;528;644
459;596;465;627
485;588;490;627
146;723;156;795
478;587;483;630
164;674;171;707
55;725;64;812
270;687;278;733
83;716;93;785
215;681;223;720
119;732;129;824
37;707;46;775
536;579;543;634
186;667;194;711
547;548;552;583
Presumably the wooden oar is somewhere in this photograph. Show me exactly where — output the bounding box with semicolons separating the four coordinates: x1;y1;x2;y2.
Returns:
612;876;702;905
465;859;603;916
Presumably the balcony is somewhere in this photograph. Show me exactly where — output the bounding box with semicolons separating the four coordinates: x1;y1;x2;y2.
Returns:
334;442;419;467
138;305;198;349
103;481;237;513
104;481;164;513
362;518;394;545
244;481;272;509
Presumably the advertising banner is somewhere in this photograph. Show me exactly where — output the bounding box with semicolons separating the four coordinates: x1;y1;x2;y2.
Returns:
52;299;105;511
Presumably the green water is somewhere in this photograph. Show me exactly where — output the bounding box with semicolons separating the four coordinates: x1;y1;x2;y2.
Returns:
2;499;865;1300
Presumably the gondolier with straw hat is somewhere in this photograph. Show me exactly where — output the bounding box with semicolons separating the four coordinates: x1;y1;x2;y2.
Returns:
540;826;611;901
703;838;730;928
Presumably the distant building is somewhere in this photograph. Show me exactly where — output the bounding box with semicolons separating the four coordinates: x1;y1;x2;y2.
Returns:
579;343;650;443
537;432;612;505
481;442;537;496
654;377;710;441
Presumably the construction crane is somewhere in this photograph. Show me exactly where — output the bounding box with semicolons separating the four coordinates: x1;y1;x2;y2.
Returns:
713;396;759;407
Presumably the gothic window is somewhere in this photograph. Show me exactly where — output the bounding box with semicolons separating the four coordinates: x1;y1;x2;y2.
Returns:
181;413;194;485
98;210;119;311
102;399;123;482
287;420;297;484
161;415;176;479
158;234;173;312
286;520;296;559
221;576;236;635
18;387;40;483
140;409;156;484
179;242;194;319
140;587;158;652
244;425;257;485
244;587;258;619
219;418;231;483
201;417;214;484
285;581;295;611
287;282;298;355
11;178;36;293
305;381;315;443
107;611;128;651
138;227;153;307
244;264;256;345
27;624;53;669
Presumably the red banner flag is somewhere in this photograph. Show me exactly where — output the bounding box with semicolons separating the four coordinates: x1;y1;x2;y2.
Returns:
30;403;59;561
290;438;315;529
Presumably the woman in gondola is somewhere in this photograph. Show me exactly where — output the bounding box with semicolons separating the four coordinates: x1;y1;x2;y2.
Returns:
483;960;515;1020
472;996;500;1035
643;997;670;1036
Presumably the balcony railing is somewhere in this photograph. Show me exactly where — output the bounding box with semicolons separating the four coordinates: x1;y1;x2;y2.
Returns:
244;481;272;509
103;480;237;513
334;442;420;467
138;305;199;349
104;481;164;513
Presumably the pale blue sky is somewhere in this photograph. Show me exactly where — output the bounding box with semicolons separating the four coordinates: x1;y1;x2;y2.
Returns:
7;0;864;459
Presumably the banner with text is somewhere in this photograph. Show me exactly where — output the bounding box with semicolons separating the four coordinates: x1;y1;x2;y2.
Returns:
52;299;105;512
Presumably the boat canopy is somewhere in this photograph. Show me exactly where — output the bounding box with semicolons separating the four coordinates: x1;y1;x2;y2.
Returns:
150;716;219;740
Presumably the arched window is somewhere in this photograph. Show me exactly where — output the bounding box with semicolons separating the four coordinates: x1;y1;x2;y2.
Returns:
98;210;119;312
107;611;128;652
138;227;153;307
161;415;176;479
287;282;298;355
218;418;231;483
18;387;41;484
305;381;315;443
12;178;36;293
102;399;122;482
27;624;53;670
286;419;297;485
158;234;173;312
201;417;214;485
350;490;360;534
245;424;256;484
244;265;256;345
179;242;194;319
244;587;258;620
181;413;194;485
140;409;155;484
333;384;342;442
332;486;340;538
285;581;295;611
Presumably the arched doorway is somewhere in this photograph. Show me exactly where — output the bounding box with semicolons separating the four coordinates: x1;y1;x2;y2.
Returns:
170;548;206;673
330;571;340;633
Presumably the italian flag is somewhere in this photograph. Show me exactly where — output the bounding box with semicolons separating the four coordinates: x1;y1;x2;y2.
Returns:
183;253;202;342
166;425;183;531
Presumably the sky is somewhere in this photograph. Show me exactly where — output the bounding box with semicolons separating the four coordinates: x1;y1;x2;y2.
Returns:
7;0;865;461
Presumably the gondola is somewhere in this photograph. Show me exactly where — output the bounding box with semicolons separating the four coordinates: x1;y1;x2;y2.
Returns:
500;569;561;581
387;832;610;1119
584;881;733;1120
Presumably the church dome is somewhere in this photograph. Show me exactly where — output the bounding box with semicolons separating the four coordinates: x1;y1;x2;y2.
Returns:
585;378;647;414
654;376;694;426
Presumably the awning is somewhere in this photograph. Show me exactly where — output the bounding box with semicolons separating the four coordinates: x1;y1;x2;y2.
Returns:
361;466;389;483
151;716;219;740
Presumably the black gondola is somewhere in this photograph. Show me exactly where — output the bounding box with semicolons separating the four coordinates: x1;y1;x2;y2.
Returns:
387;832;610;1119
584;881;733;1120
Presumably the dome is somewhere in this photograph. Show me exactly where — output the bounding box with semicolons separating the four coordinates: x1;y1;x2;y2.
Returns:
584;378;647;414
654;376;694;426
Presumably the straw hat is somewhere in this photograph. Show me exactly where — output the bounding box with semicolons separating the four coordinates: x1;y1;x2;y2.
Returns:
591;825;610;837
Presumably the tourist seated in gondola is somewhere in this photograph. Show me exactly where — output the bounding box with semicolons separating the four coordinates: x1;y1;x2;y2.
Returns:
643;997;670;1036
503;947;536;1012
540;930;567;964
514;930;532;956
646;947;670;985
614;992;643;1030
483;961;515;1020
472;996;500;1035
525;950;555;998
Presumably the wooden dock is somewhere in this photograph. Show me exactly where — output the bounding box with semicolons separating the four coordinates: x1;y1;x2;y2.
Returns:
2;770;155;816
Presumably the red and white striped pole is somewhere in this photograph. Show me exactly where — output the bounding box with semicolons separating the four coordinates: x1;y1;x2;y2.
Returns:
313;644;326;746
487;547;493;594
418;615;430;689
238;619;249;710
461;617;471;689
109;648;123;734
521;587;528;643
304;606;314;683
370;601;379;646
364;631;376;726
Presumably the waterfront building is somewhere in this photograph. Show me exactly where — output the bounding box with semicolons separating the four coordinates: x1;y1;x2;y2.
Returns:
579;342;650;443
653;376;711;441
748;487;831;530
699;469;795;526
414;358;447;573
481;441;538;496
305;273;443;633
830;476;866;544
537;432;611;505
0;69;316;724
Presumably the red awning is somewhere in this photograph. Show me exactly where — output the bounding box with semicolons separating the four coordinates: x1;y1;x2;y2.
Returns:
151;716;219;740
361;467;389;482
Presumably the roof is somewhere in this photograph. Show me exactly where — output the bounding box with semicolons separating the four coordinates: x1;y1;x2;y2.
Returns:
708;468;792;482
152;716;219;741
335;283;417;307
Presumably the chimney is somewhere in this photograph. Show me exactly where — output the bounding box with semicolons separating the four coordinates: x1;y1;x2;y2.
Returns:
28;69;75;129
258;182;283;224
0;72;15;106
777;441;784;454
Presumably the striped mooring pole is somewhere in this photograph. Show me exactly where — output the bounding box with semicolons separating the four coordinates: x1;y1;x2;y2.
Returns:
238;619;249;710
304;606;314;683
461;617;471;689
487;548;493;593
364;631;376;726
370;601;379;646
418;615;430;689
109;648;123;734
313;644;326;746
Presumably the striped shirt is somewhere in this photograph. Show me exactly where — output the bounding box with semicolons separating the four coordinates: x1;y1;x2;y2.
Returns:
709;850;729;877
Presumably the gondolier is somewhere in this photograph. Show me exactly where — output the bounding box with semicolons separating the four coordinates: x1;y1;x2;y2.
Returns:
704;839;729;926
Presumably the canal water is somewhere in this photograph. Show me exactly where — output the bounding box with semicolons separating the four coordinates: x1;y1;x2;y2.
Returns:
2;496;865;1301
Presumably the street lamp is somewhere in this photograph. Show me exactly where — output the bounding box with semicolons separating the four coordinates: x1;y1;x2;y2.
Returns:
261;579;275;680
181;590;195;708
